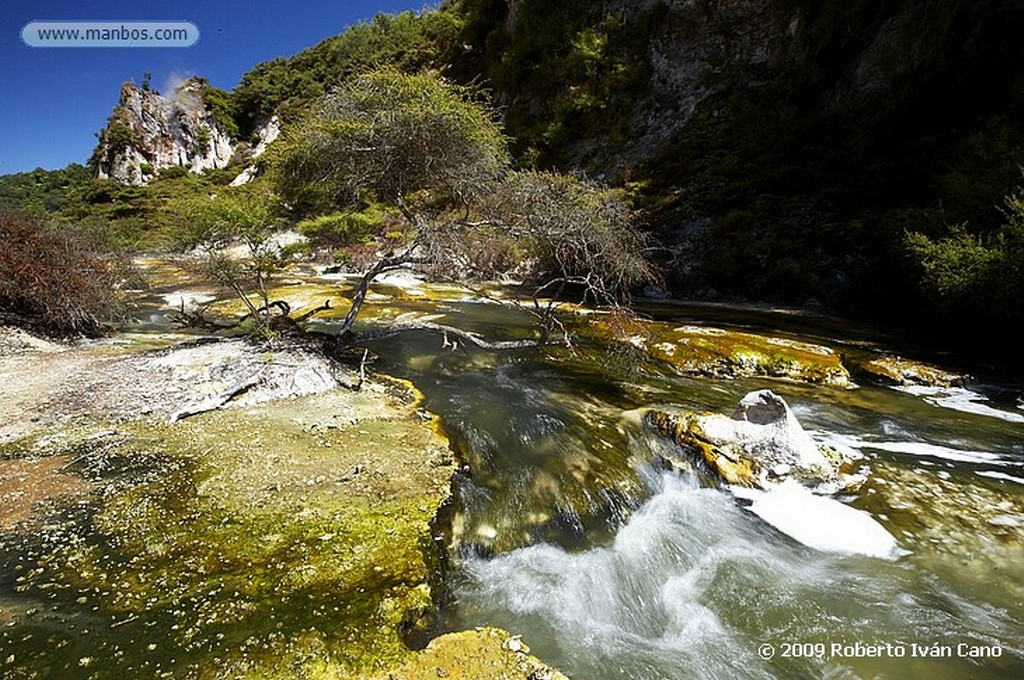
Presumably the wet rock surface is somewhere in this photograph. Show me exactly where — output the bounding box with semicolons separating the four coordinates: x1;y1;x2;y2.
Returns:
858;355;969;387
646;389;861;490
589;316;852;385
378;627;569;680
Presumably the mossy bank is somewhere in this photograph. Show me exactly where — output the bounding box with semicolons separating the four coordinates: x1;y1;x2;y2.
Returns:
0;329;561;678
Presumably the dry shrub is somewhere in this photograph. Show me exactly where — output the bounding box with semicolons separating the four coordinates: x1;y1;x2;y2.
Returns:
0;212;124;336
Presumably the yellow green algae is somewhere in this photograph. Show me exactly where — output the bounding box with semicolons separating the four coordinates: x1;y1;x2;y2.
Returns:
857;355;968;387
0;378;459;678
375;626;568;680
585;314;851;386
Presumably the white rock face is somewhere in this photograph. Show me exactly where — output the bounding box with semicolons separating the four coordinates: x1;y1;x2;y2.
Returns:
229;115;280;186
251;115;280;157
94;80;236;185
698;389;842;486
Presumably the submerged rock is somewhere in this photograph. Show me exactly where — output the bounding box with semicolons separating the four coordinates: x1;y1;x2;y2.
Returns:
646;389;861;490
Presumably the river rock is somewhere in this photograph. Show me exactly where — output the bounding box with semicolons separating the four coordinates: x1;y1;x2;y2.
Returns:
646;389;860;490
377;626;568;680
858;355;968;387
589;316;852;386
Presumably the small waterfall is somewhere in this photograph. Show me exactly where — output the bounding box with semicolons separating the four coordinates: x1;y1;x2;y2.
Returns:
451;469;1024;679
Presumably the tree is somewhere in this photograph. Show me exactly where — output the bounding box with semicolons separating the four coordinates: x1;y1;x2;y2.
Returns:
172;183;293;336
273;69;509;333
274;69;507;212
272;69;654;337
484;170;655;303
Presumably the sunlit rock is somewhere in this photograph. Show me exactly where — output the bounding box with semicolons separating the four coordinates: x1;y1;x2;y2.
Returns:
646;390;898;558
646;389;861;490
859;355;968;387
376;626;568;680
589;315;851;385
93;80;235;185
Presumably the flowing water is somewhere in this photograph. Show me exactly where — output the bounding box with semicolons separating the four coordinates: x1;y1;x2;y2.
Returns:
353;294;1024;679
6;267;1024;678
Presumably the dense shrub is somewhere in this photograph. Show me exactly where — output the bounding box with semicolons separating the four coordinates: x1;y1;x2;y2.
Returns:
0;213;125;336
483;170;656;299
907;186;1024;324
296;205;400;250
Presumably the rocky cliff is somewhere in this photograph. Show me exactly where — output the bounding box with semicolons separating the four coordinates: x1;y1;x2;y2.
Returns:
91;79;283;185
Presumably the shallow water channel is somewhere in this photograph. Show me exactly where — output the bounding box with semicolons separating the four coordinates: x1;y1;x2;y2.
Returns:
351;294;1024;679
6;267;1024;678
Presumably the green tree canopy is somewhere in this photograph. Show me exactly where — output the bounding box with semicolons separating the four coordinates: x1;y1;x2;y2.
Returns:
273;69;508;215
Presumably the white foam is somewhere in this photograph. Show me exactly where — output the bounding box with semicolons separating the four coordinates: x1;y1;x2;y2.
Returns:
977;470;1024;485
896;385;1024;423
732;482;901;560
820;431;1015;467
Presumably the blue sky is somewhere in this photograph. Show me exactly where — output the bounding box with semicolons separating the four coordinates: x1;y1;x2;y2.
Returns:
1;1;428;175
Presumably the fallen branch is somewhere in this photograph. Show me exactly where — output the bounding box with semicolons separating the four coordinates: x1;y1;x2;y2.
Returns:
295;299;332;322
358;320;540;350
169;301;238;330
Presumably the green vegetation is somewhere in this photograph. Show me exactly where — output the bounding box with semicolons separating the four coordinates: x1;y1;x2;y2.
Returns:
193;77;240;138
907;184;1024;327
297;204;402;269
273;69;507;215
56;168;241;251
0;164;91;215
233;9;463;136
482;170;655;298
272;69;652;333
454;0;664;166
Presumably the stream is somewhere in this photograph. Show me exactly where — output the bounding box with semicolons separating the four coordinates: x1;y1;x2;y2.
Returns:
351;292;1024;679
5;266;1024;678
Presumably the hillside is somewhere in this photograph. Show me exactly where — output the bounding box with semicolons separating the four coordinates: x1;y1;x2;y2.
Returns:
6;0;1024;362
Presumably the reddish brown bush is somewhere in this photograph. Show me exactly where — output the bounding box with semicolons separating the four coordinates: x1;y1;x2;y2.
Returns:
0;212;124;336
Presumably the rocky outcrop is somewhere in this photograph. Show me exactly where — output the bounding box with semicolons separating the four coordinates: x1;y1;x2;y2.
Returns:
93;80;235;184
858;355;968;388
592;315;851;385
617;0;789;167
646;389;861;490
